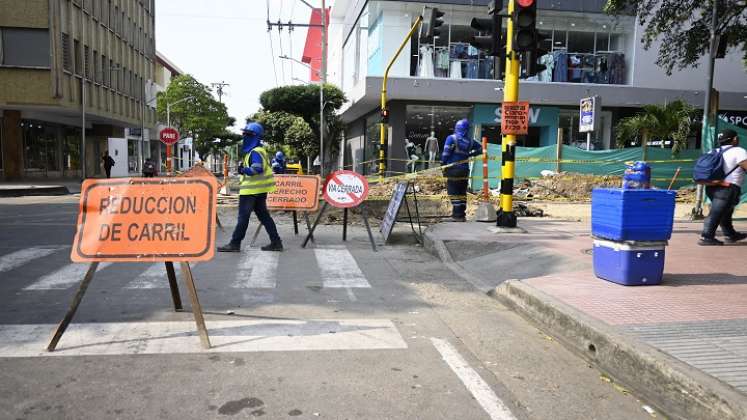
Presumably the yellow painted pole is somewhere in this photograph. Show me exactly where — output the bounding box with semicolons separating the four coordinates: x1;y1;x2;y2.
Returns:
498;0;520;227
380;15;423;178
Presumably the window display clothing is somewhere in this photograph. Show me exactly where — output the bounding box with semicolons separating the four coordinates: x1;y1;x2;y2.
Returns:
538;53;554;82
425;135;439;166
419;46;435;78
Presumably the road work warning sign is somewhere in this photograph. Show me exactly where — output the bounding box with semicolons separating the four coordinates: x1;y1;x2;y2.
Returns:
267;175;321;212
323;170;369;208
501;101;530;135
71;177;218;262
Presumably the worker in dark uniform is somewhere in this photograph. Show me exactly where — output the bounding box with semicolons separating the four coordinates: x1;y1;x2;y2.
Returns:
218;122;283;252
271;151;287;174
441;119;482;222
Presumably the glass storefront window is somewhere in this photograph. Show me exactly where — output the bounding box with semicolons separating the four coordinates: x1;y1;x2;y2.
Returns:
404;104;472;170
62;127;81;175
23;121;60;174
127;139;140;172
364;113;381;175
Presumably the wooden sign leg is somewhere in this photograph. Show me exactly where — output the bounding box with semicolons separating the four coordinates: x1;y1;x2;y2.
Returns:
180;262;211;349
342;208;349;241
292;211;299;235
249;224;262;248
164;262;183;311
216;214;224;232
403;193;423;245
303;212;315;243
411;185;424;239
361;205;377;252
302;202;328;248
47;262;99;352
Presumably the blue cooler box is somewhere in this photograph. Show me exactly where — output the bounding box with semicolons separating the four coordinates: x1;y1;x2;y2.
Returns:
592;188;676;241
593;239;666;286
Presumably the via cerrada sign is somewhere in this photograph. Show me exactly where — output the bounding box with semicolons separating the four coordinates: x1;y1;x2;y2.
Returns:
71;177;218;262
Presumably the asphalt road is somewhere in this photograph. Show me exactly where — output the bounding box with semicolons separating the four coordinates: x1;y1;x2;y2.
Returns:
0;195;653;420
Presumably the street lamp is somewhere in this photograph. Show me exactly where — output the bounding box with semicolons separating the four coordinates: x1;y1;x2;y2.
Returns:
280;55;325;175
165;96;195;175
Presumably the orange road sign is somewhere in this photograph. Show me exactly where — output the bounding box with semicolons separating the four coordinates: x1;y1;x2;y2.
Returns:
501;101;530;135
267;175;321;212
71;177;218;262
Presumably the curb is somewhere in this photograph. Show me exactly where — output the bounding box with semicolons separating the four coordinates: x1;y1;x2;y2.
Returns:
0;186;70;197
491;280;747;420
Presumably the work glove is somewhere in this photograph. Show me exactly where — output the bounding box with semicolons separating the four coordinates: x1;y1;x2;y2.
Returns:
236;164;244;176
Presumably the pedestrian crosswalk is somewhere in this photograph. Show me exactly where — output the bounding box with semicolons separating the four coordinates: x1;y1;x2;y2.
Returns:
23;262;113;290
232;250;279;289
0;246;64;274
314;246;371;288
2;245;374;292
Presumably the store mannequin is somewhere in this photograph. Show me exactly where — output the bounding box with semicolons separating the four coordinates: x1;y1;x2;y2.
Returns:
425;131;439;168
405;139;418;173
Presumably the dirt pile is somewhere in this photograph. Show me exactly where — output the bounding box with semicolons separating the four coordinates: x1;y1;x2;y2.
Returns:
515;173;621;202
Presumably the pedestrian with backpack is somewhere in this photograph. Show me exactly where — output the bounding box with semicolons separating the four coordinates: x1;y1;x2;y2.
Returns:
693;129;747;245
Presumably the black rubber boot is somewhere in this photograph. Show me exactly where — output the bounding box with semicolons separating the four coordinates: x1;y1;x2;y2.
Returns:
261;241;283;252
217;242;241;252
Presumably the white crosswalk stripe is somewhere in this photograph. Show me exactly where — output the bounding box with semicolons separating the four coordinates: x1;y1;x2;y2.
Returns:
232;250;279;288
0;247;63;274
126;263;171;289
314;246;371;288
23;262;113;290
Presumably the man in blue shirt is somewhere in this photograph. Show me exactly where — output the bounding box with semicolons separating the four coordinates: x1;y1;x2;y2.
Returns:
441;119;482;222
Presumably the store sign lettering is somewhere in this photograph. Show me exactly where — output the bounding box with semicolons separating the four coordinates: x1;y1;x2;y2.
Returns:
494;107;541;125
718;113;747;129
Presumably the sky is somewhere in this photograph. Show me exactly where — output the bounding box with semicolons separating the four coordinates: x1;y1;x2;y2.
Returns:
156;0;325;132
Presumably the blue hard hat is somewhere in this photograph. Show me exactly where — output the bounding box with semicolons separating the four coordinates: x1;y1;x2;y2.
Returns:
243;122;264;137
275;151;285;159
455;119;470;136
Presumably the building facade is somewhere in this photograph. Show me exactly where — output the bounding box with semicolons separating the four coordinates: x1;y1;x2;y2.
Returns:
0;0;157;180
325;0;747;175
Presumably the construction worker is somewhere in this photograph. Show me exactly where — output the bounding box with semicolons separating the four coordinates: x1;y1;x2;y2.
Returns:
218;122;283;252
441;119;482;222
271;151;287;174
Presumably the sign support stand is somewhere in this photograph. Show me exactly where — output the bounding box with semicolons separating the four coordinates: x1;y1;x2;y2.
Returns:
47;262;99;352
302;202;377;252
342;208;349;241
165;261;183;311
47;261;210;352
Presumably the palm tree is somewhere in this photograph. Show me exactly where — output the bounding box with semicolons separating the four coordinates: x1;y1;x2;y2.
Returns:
615;100;695;157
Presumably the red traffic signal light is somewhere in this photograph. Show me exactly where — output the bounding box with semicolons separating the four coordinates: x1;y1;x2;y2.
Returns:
512;0;537;52
516;0;535;7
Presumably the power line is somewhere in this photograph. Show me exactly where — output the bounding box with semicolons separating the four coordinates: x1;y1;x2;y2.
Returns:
266;0;279;87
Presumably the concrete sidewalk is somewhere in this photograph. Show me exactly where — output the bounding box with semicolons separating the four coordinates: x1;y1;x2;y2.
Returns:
0;180;83;196
425;218;747;420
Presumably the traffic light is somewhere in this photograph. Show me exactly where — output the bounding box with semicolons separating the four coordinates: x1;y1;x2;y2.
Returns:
425;8;445;39
380;108;389;124
470;12;502;56
512;0;538;52
523;32;550;78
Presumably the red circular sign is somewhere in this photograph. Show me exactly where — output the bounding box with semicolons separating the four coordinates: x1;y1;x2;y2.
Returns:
159;127;180;146
323;170;369;208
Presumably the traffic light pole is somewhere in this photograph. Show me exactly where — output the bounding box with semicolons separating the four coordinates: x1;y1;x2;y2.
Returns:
380;15;423;178
497;0;520;228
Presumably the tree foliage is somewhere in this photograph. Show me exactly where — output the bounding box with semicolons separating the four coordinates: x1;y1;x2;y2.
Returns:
605;0;747;75
156;74;234;158
615;100;696;154
252;84;347;172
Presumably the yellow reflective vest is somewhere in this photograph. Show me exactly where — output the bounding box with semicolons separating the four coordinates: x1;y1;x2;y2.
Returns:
239;147;276;195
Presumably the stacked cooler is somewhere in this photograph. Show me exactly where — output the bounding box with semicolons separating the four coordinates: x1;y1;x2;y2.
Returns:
591;188;676;286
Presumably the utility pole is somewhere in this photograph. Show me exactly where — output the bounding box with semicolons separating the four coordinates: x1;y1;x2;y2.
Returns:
693;0;720;219
211;81;230;103
320;0;327;176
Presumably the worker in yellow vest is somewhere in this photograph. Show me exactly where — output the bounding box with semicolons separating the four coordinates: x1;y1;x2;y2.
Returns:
218;122;283;252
